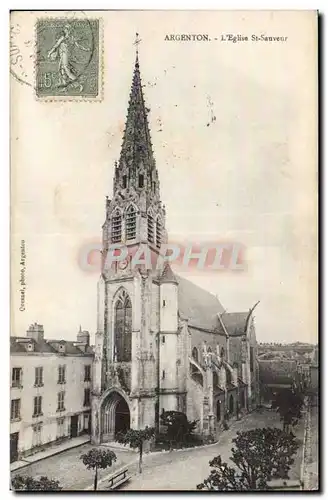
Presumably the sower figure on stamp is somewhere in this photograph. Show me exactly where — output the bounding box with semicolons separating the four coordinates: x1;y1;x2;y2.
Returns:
47;23;90;92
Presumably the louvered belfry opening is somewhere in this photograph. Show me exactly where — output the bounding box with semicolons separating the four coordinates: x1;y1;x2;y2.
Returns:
147;210;155;244
111;209;122;243
156;217;162;249
106;48;167;252
125;205;136;241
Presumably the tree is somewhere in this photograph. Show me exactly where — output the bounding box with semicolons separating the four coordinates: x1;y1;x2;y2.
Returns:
115;427;155;473
197;427;298;491
11;475;62;491
160;410;197;447
80;448;117;491
271;388;304;432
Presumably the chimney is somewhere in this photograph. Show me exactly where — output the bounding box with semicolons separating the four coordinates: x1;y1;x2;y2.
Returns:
27;323;44;343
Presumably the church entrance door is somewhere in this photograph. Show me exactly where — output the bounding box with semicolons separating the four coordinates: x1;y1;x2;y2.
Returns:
115;398;130;436
101;391;130;442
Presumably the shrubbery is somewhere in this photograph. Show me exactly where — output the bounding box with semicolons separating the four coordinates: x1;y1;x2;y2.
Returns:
156;410;204;449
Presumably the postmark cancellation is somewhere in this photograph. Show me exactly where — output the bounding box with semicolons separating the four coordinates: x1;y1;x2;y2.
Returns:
35;18;101;100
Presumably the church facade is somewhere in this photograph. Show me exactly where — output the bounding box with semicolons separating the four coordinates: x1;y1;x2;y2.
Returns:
91;51;259;444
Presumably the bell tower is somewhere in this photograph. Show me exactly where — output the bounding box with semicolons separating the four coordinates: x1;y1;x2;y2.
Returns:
92;38;181;445
102;46;167;276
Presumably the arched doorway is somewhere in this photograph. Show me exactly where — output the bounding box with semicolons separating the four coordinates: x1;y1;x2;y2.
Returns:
101;392;130;442
216;400;221;421
115;398;130;436
229;394;234;414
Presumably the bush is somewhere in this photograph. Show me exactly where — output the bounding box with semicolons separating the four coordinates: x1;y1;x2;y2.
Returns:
155;431;204;450
160;410;198;447
197;427;298;491
11;475;62;491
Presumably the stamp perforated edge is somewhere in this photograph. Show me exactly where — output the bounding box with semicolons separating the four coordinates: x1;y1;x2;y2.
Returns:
34;16;104;103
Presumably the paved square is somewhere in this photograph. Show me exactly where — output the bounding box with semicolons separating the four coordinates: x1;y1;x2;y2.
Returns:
11;444;137;491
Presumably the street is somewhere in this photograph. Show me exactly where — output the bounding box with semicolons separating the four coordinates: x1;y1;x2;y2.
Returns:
302;405;319;490
11;408;314;491
121;409;305;491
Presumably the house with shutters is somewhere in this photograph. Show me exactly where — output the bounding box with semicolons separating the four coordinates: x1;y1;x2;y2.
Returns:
10;323;93;463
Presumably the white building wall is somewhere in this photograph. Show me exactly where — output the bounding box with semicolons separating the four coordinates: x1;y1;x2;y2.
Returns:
10;353;92;458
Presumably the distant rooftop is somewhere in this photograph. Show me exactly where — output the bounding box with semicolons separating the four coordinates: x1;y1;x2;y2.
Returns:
10;323;93;356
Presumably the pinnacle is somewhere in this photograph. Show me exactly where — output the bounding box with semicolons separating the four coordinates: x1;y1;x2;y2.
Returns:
161;262;178;284
117;52;154;173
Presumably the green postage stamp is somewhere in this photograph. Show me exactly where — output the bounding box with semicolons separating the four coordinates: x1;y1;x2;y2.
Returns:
36;18;100;99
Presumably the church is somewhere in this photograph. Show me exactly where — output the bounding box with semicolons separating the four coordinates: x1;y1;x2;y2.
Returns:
91;48;259;444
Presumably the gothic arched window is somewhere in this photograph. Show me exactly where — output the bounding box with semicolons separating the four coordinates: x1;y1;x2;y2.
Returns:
147;209;155;244
111;209;122;243
226;368;232;386
114;289;132;362
192;347;199;363
125;205;136;241
156;216;162;249
213;371;218;388
229;394;234;414
216;400;221;421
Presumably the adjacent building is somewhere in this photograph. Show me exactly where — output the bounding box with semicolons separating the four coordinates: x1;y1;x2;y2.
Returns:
10;323;93;463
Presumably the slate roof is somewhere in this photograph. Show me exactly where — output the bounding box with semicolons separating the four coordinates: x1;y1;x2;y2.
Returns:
176;275;225;331
160;262;178;284
10;336;94;356
220;312;249;337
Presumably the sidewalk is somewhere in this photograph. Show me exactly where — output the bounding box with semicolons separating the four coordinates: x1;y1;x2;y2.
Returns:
10;435;90;473
302;405;319;490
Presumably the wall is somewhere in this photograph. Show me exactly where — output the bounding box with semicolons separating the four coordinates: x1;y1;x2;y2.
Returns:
309;365;318;393
10;352;92;458
186;377;204;432
189;328;227;364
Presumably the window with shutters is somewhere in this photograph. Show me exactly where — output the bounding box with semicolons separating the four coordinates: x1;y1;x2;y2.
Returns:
11;399;21;421
34;366;43;387
57;391;65;411
111;209;122;243
125;205;136;241
58;365;66;384
33;396;43;417
12;367;23;388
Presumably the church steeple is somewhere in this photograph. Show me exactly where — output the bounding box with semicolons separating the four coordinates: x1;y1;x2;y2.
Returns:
113;41;160;199
103;36;166;259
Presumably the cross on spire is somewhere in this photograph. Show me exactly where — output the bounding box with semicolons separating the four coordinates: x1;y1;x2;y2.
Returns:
133;32;142;55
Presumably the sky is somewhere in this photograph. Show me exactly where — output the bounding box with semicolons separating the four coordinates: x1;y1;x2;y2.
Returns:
11;10;317;344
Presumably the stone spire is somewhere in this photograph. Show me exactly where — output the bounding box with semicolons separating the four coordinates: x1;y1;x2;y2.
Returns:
113;45;160;198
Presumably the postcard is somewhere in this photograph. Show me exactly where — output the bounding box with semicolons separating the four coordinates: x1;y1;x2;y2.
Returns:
10;10;318;491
